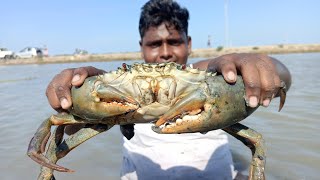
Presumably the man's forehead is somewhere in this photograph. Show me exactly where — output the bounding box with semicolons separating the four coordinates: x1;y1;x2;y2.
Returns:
144;23;186;39
157;24;171;37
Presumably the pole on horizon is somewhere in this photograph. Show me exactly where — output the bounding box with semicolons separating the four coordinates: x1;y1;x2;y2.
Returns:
207;35;211;48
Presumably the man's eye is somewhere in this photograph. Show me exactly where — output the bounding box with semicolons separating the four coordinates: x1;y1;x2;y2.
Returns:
169;40;182;46
149;42;161;48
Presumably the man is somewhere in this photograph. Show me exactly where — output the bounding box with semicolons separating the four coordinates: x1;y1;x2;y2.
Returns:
46;0;291;179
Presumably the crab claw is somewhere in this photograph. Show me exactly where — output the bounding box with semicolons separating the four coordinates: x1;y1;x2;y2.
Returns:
94;83;138;106
153;96;253;134
91;83;139;116
153;77;257;134
71;78;139;119
27;118;74;172
153;88;207;131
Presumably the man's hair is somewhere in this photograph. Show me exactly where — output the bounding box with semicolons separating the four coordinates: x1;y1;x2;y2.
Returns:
139;0;189;38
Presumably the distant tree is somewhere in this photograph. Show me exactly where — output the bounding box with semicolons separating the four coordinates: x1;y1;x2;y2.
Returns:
216;46;223;51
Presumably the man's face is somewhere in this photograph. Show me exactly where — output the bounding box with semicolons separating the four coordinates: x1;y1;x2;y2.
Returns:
140;23;191;65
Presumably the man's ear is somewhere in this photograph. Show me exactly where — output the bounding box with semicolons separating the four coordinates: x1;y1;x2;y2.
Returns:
139;40;144;59
187;36;192;55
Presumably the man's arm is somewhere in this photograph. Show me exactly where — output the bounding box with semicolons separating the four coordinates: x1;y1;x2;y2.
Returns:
193;53;291;108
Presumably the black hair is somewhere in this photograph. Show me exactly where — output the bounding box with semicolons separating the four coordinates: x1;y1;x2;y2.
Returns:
139;0;189;38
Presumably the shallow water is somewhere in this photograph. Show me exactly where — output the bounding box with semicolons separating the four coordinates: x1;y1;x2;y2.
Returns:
0;54;319;180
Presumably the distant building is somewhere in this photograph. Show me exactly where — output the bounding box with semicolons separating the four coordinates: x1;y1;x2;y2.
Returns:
43;45;48;57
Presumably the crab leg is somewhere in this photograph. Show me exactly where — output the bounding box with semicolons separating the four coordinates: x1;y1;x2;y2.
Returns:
27;118;72;172
223;123;266;180
38;124;111;180
38;125;65;180
28;114;87;172
56;124;112;159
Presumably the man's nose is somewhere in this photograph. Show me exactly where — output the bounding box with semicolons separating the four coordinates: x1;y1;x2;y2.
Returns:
160;44;173;61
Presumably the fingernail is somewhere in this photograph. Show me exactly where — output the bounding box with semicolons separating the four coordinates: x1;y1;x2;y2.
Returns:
249;96;258;107
72;74;80;83
262;99;270;107
60;98;69;109
227;72;235;81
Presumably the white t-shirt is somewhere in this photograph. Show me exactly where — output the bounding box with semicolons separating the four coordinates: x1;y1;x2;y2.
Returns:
120;123;237;180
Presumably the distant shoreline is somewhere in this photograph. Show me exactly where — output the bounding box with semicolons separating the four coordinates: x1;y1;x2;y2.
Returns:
1;43;320;66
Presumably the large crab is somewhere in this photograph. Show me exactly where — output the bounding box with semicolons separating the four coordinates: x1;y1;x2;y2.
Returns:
27;62;286;180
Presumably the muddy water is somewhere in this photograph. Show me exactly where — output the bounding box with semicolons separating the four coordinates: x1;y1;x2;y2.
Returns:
0;54;319;180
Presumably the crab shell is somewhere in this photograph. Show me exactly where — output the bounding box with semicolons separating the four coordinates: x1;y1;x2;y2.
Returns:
70;62;256;133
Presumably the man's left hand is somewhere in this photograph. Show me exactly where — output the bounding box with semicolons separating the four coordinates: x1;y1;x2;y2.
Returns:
206;53;283;108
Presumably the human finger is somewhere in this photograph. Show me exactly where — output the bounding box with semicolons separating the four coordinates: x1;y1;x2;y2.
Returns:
238;59;261;108
255;59;276;107
46;82;62;111
46;69;74;110
207;55;237;83
218;61;237;83
72;66;106;86
269;57;283;97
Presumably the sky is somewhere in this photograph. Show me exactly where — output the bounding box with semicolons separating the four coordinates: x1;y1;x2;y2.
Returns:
1;0;320;55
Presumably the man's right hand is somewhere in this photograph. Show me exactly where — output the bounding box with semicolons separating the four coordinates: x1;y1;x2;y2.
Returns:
46;66;106;112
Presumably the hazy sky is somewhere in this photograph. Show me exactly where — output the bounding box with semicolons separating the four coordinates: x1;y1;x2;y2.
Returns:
1;0;319;55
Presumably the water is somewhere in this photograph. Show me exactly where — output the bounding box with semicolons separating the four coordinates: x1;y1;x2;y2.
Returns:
0;54;319;180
